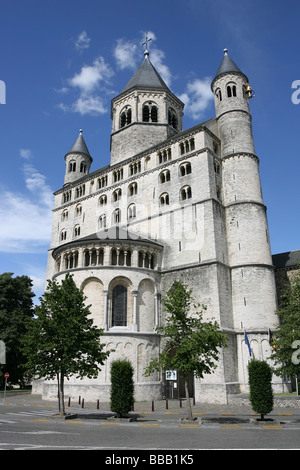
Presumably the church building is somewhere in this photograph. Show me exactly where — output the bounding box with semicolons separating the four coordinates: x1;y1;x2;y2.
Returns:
37;44;286;404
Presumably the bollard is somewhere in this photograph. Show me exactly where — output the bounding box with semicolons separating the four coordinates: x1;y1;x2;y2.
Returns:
78;395;81;405
166;399;168;410
68;397;71;407
82;398;84;408
180;398;182;408
152;400;154;412
97;399;99;410
193;397;195;406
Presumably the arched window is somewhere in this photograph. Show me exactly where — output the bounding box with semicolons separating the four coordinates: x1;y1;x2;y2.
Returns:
113;208;121;225
143;102;158;122
60;229;67;241
75;204;82;217
160;192;169;206
112;188;122;202
168;108;178;129
112;285;127;326
69;161;76;172
180;185;192;201
128;182;137;196
179;162;192;176
127;203;136;220
74;225;80;237
98;214;106;229
159;169;171;183
227;83;237;98
80;162;86;173
61;209;68;221
215;88;222;101
99;194;107;206
120;107;132;128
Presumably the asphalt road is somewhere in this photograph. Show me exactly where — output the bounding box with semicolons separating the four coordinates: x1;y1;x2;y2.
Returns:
0;397;299;454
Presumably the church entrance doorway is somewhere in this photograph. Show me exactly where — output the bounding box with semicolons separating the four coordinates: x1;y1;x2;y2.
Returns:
164;370;194;399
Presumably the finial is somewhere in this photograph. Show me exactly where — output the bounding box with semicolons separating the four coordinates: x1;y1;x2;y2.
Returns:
142;32;152;57
79;129;83;135
224;48;228;55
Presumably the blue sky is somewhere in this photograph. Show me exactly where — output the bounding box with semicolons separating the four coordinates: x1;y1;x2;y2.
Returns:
0;0;299;300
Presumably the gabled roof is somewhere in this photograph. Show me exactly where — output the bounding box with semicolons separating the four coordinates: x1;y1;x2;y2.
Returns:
121;56;170;93
66;130;91;156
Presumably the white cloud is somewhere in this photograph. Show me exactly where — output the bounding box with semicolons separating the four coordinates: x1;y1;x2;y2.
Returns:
150;48;172;88
113;38;138;70
69;56;113;93
179;77;214;119
0;153;53;253
58;56;114;116
74;30;91;51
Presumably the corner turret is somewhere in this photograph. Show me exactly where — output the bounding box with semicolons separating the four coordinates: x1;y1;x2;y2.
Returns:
64;130;93;185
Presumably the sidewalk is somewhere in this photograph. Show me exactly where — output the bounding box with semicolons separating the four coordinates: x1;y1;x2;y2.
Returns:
2;391;300;427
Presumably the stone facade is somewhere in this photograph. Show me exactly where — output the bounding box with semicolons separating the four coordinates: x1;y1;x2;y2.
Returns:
36;48;289;403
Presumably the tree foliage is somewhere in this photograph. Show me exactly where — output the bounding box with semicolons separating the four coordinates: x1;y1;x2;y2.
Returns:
23;274;110;415
248;359;274;419
110;359;134;417
145;280;227;420
0;273;35;387
270;271;300;379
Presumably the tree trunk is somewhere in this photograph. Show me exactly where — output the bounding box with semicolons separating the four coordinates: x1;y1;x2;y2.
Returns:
58;372;65;416
185;377;193;421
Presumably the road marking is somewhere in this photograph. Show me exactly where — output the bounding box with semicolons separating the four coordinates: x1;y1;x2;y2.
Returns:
138;423;159;427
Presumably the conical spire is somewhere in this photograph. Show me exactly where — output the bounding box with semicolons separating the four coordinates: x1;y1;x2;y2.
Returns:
121;56;170;94
67;129;91;156
212;49;248;88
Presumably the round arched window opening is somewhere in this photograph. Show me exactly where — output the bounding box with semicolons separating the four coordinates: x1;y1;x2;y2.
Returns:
112;285;127;326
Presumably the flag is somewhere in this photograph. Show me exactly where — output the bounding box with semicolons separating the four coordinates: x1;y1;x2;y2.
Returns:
244;330;252;357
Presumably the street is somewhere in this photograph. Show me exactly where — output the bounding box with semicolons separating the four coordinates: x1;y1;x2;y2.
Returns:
0;399;299;453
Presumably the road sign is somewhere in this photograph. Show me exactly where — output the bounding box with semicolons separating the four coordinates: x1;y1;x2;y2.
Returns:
4;373;9;378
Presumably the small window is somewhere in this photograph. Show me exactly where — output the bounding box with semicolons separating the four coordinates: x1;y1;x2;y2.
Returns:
159;169;171;183
143;102;158;122
60;229;67;241
120;107;132;128
99;214;107;229
74;225;80;237
113;208;121;225
112;188;122;202
69;161;76;172
75;204;82;217
128;182;137;196
80;161;87;173
168;108;178;129
112;285;127;327
127;203;136;220
179;162;192;176
99;195;107;206
160;193;169;206
180;185;192;201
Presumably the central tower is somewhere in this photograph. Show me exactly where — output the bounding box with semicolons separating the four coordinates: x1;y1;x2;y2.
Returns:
110;43;184;165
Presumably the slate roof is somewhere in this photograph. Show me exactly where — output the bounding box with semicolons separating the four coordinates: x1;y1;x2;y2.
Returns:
66;130;91;156
272;250;300;268
121;56;170;93
211;49;248;88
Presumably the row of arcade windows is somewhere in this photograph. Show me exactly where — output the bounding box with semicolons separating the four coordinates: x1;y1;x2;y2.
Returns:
119;104;178;130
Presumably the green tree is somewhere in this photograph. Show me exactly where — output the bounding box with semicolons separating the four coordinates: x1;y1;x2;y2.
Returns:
110;359;134;417
23;274;110;415
0;273;35;387
248;359;274;420
145;280;227;421
270;271;300;383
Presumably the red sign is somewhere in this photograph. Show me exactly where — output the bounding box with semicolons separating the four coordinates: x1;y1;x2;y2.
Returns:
4;373;9;378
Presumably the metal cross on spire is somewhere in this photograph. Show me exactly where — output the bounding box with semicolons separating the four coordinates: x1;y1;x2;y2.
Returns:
142;32;152;57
